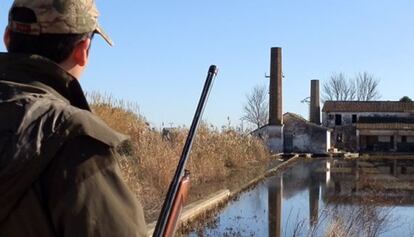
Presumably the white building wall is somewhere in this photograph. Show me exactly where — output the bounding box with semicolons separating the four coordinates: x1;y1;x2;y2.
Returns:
253;125;284;153
326;131;331;152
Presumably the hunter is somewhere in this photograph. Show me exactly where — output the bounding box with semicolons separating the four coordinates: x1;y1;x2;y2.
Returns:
0;0;147;236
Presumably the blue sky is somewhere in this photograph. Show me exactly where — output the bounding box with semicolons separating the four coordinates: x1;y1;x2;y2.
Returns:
1;1;414;128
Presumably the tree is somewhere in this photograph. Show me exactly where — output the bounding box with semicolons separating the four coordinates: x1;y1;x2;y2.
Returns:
242;85;268;129
322;72;381;102
355;72;380;101
322;73;355;101
400;96;412;102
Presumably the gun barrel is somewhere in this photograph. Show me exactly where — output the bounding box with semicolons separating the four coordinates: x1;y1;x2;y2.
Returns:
153;65;218;237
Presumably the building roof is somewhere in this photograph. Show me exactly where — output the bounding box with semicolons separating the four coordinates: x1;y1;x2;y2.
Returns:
358;117;414;124
357;116;414;130
357;123;414;130
251;112;331;134
284;112;331;131
322;101;414;113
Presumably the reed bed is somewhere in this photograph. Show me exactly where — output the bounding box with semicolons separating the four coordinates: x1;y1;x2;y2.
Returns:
88;92;270;221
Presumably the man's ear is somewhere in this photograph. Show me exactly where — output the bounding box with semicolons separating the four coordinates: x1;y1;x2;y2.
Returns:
72;38;91;67
3;27;11;50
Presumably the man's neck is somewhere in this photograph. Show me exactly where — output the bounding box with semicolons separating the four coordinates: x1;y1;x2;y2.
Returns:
59;60;83;80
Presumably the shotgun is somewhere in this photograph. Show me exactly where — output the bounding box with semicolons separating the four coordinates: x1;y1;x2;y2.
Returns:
152;65;218;237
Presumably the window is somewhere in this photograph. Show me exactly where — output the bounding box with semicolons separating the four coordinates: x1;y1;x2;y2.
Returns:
328;114;334;120
335;114;342;126
402;136;407;143
352;114;357;124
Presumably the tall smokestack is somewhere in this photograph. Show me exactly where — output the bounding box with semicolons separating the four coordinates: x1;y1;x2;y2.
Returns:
269;47;283;126
310;80;321;125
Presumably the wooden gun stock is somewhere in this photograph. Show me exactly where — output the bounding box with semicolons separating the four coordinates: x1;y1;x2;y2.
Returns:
162;171;190;237
153;65;218;237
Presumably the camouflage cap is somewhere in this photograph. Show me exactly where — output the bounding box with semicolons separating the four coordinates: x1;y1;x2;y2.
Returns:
8;0;113;46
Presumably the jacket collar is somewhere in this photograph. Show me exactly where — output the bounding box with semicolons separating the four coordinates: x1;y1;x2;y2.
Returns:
0;53;91;111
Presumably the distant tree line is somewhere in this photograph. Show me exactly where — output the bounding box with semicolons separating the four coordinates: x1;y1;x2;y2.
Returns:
322;72;381;101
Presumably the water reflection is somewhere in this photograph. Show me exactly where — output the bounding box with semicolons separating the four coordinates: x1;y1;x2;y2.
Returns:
309;174;319;227
190;158;414;237
324;159;414;206
268;175;282;237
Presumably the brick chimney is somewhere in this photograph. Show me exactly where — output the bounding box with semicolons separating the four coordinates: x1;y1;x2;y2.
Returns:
269;47;283;126
310;80;321;125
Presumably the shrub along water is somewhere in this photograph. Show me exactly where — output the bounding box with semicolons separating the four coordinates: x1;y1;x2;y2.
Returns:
88;92;270;221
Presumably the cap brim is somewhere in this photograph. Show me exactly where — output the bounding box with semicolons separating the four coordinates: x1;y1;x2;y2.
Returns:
95;25;114;46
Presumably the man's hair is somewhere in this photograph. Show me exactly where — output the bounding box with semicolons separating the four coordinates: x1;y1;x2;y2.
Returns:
8;7;92;64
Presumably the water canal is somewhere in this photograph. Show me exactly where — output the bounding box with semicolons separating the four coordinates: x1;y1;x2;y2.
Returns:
188;158;414;237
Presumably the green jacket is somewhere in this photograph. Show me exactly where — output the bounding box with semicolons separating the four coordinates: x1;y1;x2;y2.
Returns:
0;53;147;237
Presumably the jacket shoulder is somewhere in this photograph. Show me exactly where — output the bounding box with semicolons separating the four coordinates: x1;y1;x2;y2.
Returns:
60;105;129;148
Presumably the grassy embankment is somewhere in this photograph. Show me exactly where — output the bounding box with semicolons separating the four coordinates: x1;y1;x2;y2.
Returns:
89;93;270;222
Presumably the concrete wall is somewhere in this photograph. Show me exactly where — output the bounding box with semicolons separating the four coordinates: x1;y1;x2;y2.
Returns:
283;113;330;154
253;125;284;153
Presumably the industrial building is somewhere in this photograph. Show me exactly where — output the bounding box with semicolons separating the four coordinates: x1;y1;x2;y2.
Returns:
322;101;414;152
253;47;331;154
254;47;414;154
283;113;331;154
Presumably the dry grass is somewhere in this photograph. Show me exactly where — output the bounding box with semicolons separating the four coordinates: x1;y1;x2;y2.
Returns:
88;92;270;221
